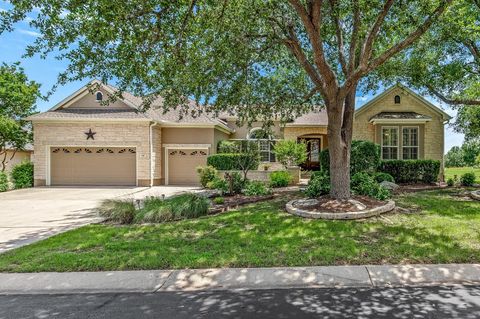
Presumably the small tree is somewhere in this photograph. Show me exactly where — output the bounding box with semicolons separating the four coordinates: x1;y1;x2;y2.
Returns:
236;140;260;181
274;140;307;168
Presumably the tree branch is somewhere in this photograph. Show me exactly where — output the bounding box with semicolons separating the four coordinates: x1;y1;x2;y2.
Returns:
426;84;480;105
347;0;361;73
288;0;338;92
359;0;395;68
328;0;347;76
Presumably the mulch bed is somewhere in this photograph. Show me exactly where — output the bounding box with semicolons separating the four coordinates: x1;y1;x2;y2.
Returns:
208;194;275;214
300;195;386;213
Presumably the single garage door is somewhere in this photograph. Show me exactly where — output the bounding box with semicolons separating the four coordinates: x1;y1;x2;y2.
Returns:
168;149;208;185
50;147;136;186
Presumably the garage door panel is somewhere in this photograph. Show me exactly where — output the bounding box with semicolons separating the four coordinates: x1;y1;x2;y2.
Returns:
168;149;207;185
50;147;136;186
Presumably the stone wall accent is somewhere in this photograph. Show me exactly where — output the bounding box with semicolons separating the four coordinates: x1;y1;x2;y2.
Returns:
32;122;155;186
283;127;327;141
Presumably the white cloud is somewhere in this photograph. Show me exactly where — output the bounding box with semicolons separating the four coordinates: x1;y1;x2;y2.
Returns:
17;29;41;37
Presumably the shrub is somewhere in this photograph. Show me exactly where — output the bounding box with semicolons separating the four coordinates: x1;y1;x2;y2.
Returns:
217;140;240;153
196;165;218;187
206;177;229;193
243;181;271;196
351;172;390;200
318;140;380;175
269;171;292;188
10;161;33;189
273;140;307;167
0;172;8;192
447;178;455;187
374;172;395;183
460;172;476;186
213;197;225;205
138;193;210;223
379;160;440;183
305;171;330;198
207;153;259;171
96;199;136;224
224;171;245;195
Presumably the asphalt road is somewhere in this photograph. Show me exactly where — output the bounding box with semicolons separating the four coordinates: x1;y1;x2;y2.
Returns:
1;285;480;319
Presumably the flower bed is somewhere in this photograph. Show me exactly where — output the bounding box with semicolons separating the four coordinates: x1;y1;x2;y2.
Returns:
209;194;275;214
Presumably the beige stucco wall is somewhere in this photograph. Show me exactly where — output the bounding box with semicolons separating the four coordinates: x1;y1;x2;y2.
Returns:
32;121;153;186
283;127;328;149
64;88;131;109
213;129;230;153
353;87;446;176
3;150;32;172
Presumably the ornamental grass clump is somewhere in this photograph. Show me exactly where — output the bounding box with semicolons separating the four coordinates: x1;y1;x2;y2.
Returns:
96;199;136;224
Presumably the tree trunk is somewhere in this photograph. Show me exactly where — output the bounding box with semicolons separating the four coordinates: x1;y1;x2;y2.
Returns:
326;88;356;200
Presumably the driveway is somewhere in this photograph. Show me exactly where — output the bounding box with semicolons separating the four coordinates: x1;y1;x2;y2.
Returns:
0;186;199;253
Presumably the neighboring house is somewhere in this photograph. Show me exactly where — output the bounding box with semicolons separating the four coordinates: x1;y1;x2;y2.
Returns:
27;81;451;187
2;144;33;173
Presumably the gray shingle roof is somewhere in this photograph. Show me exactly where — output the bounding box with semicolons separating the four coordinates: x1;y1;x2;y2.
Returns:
369;112;432;121
287;109;328;126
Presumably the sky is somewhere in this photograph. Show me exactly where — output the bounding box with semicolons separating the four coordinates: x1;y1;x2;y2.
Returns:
0;2;465;153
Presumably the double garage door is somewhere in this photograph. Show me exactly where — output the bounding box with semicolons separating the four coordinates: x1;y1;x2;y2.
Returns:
50;147;136;186
167;149;208;185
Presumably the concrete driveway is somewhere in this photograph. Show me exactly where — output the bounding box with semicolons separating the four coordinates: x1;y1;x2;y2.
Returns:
0;186;199;253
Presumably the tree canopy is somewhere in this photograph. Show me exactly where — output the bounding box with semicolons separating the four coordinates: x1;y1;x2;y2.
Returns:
0;63;40;171
0;0;461;198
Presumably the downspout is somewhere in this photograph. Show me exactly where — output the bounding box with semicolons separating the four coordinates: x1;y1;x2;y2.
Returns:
149;122;158;187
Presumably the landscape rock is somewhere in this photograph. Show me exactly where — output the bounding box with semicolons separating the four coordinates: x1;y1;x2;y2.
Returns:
380;181;399;191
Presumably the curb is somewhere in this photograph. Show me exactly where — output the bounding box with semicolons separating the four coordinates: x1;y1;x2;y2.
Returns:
0;264;479;295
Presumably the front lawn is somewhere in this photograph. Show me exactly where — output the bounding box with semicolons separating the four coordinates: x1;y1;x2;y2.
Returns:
445;167;480;183
0;188;479;272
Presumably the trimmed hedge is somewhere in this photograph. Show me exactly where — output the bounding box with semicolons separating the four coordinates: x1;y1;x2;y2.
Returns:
11;161;34;189
380;160;440;183
207;153;259;171
0;172;8;192
319;140;380;175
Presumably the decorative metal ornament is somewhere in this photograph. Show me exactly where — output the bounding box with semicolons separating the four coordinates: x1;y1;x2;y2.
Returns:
85;128;96;140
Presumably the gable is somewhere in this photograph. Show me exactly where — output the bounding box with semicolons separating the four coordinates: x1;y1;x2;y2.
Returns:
50;80;138;111
355;85;451;121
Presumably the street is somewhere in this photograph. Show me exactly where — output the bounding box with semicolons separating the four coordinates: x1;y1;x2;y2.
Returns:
1;285;480;319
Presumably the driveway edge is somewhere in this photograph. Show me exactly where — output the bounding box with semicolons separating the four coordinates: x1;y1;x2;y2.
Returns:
0;264;479;295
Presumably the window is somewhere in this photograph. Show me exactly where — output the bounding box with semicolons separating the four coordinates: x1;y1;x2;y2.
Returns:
402;127;419;159
95;91;103;102
245;128;276;162
248;127;270;139
382;127;399;160
394;95;401;104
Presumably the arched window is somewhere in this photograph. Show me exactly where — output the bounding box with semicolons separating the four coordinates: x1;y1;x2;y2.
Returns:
95;91;103;102
248;127;270;139
394;95;401;104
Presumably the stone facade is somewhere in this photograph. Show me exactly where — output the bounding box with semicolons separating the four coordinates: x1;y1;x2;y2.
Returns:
32;122;155;186
354;87;447;176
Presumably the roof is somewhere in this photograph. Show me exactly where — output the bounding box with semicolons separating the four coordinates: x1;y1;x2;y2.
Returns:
27;108;150;121
286;109;328;127
355;83;452;121
369;112;432;121
29;80;234;132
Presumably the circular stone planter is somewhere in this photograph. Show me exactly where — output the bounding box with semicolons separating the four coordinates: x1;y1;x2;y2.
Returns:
285;199;395;220
471;190;480;201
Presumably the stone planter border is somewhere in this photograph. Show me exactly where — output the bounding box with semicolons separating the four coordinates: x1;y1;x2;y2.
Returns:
286;199;396;220
471;190;480;201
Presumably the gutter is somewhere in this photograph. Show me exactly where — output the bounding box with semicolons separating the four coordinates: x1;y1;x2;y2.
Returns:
149;122;158;187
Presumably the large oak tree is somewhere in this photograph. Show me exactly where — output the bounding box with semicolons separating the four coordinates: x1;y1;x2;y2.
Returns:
1;0;455;198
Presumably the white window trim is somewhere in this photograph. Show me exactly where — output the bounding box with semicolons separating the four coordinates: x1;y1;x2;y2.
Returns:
381;126;399;160
401;126;420;160
247;127;271;139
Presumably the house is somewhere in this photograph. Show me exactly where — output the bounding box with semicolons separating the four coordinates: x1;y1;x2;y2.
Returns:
26;81;451;187
2;144;33;173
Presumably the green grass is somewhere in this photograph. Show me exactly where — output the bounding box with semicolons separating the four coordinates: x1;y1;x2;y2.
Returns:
445;167;480;183
0;189;479;272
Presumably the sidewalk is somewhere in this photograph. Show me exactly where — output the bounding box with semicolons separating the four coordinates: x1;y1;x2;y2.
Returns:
1;264;480;294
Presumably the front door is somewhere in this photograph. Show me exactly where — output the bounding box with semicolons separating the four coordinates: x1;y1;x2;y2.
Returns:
298;138;322;170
